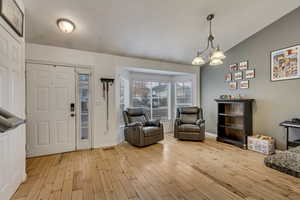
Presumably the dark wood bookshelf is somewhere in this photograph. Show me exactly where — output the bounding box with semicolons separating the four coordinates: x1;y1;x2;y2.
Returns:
219;124;244;131
215;99;254;149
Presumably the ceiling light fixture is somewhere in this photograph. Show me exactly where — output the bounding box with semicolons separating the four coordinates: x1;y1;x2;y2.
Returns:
192;14;226;66
57;18;75;33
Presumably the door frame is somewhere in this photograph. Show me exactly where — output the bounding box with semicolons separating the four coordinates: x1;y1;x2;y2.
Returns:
25;59;94;153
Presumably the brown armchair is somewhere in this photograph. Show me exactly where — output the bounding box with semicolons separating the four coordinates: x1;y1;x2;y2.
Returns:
174;107;205;141
123;108;164;147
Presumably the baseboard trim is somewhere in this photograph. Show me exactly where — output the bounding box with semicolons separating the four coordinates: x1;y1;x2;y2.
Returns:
206;132;217;138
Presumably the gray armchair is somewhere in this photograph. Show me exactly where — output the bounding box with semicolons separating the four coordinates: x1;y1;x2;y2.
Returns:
123;108;164;147
174;107;205;141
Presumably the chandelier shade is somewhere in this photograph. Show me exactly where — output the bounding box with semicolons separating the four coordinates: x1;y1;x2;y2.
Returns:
192;55;205;66
210;58;223;66
192;14;225;66
211;47;226;60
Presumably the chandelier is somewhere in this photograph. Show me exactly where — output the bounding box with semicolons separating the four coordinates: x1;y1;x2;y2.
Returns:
192;14;226;66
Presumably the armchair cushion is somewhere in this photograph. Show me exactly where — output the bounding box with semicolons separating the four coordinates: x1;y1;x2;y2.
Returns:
143;126;162;137
180;107;199;114
180;114;198;124
145;119;160;127
129;115;147;124
177;124;201;132
127;108;145;116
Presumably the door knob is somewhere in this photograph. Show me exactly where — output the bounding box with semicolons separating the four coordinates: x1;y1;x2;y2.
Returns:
70;113;75;117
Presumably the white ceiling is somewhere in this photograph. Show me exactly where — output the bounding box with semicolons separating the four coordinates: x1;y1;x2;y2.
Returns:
24;0;300;64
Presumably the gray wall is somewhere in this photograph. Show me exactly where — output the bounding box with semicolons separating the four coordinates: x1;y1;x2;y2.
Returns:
201;7;300;149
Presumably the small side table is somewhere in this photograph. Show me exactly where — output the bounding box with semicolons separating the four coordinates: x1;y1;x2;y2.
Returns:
280;121;300;150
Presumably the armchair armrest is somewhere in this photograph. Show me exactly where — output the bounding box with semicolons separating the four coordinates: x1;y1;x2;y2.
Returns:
196;119;205;125
145;119;160;127
175;119;182;126
124;123;145;146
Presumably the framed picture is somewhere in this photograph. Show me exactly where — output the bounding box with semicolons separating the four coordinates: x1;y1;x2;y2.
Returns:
271;45;300;81
229;82;237;90
0;0;24;37
229;64;238;72
225;73;232;81
234;71;243;80
245;69;255;79
239;61;248;70
240;80;249;89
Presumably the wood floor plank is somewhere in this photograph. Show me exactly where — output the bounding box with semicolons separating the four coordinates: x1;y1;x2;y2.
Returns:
12;134;300;200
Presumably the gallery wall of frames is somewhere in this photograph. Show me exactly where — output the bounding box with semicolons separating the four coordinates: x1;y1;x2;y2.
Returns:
225;61;255;90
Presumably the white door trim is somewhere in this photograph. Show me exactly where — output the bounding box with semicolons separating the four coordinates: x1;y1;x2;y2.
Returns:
26;59;92;70
25;61;95;156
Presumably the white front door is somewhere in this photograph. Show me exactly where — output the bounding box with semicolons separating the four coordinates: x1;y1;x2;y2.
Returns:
26;64;76;157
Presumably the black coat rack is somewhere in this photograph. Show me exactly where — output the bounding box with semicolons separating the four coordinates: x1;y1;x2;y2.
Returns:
100;78;114;131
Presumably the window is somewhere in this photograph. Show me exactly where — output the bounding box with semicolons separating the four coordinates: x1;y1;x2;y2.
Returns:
79;74;90;140
152;82;169;120
175;81;193;109
120;78;129;123
131;80;170;120
132;80;151;110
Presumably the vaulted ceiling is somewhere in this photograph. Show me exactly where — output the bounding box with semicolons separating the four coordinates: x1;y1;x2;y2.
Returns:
24;0;300;64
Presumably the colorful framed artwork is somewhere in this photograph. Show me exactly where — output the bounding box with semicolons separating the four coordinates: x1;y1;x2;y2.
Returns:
271;45;300;81
245;69;255;79
239;61;248;70
234;71;243;80
240;80;249;89
225;73;232;81
0;0;24;37
229;82;237;90
229;64;238;72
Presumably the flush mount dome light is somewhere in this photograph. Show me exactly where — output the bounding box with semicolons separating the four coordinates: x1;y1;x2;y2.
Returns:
57;18;75;33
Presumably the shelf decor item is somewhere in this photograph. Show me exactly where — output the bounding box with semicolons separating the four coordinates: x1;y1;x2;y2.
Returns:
0;0;24;37
239;61;248;70
229;81;237;90
225;73;232;81
271;45;300;81
234;72;243;80
240;80;249;89
245;69;255;79
248;135;275;155
215;99;254;149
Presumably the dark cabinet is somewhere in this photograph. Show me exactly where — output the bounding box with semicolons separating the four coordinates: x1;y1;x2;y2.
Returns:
215;99;254;149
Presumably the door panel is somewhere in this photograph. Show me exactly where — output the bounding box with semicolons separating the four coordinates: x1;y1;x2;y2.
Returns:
26;64;76;157
37;121;50;145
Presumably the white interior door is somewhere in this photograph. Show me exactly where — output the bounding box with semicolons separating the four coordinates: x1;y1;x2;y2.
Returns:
26;64;76;157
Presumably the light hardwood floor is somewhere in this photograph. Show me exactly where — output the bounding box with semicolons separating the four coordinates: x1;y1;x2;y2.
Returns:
12;134;300;200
